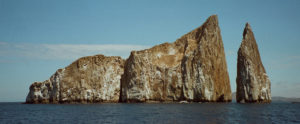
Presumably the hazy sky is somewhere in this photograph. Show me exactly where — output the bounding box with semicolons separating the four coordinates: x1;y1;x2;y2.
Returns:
0;0;299;102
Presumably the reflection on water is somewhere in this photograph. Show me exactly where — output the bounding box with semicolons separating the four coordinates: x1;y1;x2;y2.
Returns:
0;102;299;124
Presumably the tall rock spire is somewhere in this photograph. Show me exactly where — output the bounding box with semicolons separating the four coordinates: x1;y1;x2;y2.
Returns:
121;15;232;102
236;23;271;103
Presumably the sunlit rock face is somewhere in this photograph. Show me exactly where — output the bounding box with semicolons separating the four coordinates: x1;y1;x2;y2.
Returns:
26;55;124;103
120;15;232;102
26;15;234;104
236;23;271;103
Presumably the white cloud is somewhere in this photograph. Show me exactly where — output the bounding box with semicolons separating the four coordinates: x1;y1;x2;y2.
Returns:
0;42;150;61
0;42;7;45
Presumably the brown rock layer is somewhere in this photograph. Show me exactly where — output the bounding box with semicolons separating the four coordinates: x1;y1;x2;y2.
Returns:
236;23;271;103
26;54;124;103
120;15;232;102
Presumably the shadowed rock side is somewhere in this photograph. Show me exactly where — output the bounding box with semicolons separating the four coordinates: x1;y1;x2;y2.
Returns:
121;15;232;103
236;23;271;103
26;55;124;103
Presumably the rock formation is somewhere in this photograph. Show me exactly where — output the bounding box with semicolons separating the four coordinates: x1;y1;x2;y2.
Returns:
236;23;271;103
26;54;124;103
120;15;232;102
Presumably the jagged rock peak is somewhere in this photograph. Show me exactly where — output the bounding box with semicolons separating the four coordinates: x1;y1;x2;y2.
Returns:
26;54;125;104
204;14;219;25
245;22;251;31
179;15;219;41
236;23;271;103
121;15;232;103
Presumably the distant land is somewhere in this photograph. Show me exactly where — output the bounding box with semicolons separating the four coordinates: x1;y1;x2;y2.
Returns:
232;92;300;103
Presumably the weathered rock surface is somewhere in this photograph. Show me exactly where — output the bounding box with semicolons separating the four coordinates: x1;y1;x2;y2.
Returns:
120;15;232;102
236;23;271;103
26;54;124;103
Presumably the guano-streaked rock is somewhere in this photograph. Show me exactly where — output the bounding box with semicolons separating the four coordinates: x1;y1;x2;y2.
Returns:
26;54;124;103
120;15;232;102
236;23;271;103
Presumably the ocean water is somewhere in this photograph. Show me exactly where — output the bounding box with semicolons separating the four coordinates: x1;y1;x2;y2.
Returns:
0;102;299;124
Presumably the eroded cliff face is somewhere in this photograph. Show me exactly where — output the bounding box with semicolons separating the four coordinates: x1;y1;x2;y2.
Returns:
26;54;124;103
236;23;271;103
121;15;232;102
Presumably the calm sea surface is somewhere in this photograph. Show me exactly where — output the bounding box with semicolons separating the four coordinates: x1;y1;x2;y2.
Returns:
0;102;299;124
